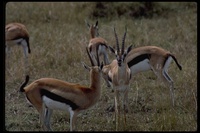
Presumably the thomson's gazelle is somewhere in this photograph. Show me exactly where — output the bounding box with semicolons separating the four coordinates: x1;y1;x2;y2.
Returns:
126;46;182;106
19;47;103;131
104;45;182;106
86;20;110;66
107;27;132;130
86;20;111;87
5;22;31;75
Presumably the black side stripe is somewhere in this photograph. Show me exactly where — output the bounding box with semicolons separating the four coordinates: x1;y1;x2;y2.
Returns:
40;89;79;110
127;54;151;68
99;43;108;48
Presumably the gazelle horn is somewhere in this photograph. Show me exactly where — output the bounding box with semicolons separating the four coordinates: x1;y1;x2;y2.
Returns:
122;26;127;54
114;27;119;54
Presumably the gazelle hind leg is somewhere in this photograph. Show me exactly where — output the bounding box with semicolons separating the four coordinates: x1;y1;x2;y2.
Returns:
5;45;11;63
5;46;11;75
101;46;110;65
42;104;53;131
91;53;98;66
44;108;53;131
103;52;110;65
69;109;78;131
21;40;29;76
98;45;110;65
162;56;175;106
162;69;174;106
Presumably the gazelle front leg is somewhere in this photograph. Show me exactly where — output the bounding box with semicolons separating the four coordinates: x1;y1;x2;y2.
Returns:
123;87;130;113
114;88;120;131
123;87;129;129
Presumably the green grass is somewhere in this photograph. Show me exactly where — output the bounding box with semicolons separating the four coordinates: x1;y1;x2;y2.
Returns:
5;2;197;131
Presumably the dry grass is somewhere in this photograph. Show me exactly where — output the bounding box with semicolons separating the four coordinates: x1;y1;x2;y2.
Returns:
5;2;197;131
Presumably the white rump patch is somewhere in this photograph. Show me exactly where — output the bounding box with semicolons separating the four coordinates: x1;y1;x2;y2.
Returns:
162;56;173;82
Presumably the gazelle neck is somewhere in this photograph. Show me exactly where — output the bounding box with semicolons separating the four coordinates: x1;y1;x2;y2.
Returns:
90;69;101;90
118;62;127;75
90;27;97;39
88;68;102;104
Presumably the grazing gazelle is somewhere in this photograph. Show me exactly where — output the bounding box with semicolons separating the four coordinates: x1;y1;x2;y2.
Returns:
107;26;132;131
126;45;182;106
5;22;31;75
19;47;103;131
104;45;182;107
86;20;110;66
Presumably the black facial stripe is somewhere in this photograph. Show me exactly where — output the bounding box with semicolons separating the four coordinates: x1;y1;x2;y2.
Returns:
40;89;79;110
127;54;151;68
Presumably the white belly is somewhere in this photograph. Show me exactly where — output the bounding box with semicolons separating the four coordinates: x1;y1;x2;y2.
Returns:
130;59;151;75
43;96;71;111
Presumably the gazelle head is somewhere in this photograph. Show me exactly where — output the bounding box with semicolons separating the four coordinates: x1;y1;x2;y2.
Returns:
109;26;132;66
85;20;99;38
83;45;103;74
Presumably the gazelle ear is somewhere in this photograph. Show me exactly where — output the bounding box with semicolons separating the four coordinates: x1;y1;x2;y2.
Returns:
108;46;115;54
82;62;90;71
126;45;133;54
123;45;133;59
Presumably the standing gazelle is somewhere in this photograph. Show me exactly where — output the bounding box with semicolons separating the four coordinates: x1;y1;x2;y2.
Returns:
107;27;132;131
19;47;103;131
126;46;182;106
86;20;110;66
86;20;111;87
103;45;182;107
5;22;31;75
